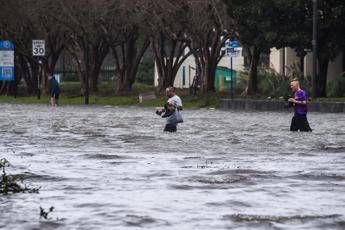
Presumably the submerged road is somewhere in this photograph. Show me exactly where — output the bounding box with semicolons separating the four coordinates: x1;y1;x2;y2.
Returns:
0;104;344;229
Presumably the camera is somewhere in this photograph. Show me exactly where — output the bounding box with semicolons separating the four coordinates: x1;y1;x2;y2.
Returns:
283;95;294;108
156;110;163;116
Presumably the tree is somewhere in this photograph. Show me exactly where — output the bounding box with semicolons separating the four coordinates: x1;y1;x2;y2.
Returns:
0;0;47;95
186;0;231;93
310;0;345;97
224;0;305;96
102;0;149;94
141;0;194;92
33;1;70;92
58;0;109;104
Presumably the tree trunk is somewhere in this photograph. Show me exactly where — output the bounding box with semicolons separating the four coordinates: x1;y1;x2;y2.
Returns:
90;61;102;92
20;56;34;94
90;41;109;92
152;34;192;92
114;37;149;95
0;82;6;94
204;58;218;92
196;47;220;93
117;69;131;93
83;44;91;105
116;38;136;94
191;30;228;94
161;72;175;91
29;58;40;96
243;46;260;96
157;59;176;92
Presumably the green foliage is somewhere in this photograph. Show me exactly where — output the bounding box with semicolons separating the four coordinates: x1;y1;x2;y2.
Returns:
137;58;154;85
258;68;290;98
286;63;313;96
224;0;305;52
235;65;313;98
328;74;345;97
257;66;313;98
0;82;221;108
234;71;249;95
58;72;79;82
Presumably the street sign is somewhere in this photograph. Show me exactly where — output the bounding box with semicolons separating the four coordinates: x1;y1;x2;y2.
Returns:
226;47;241;58
0;40;15;81
225;40;240;48
32;40;45;56
229;41;239;48
224;40;240;100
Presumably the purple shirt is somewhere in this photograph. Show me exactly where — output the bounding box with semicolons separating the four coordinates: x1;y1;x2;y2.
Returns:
294;89;308;116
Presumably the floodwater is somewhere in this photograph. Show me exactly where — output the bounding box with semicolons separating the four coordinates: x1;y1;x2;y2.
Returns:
0;104;345;230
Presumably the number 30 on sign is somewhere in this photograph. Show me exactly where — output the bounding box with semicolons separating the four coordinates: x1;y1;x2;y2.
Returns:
32;40;45;56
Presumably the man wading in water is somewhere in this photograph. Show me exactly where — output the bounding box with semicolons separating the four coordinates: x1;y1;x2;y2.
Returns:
288;80;312;132
156;87;183;132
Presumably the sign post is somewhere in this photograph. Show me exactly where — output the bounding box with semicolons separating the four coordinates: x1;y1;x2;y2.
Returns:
32;40;45;57
0;40;15;81
225;41;240;99
32;40;45;99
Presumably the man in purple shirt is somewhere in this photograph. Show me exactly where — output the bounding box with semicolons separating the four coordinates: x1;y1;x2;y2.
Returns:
288;80;312;132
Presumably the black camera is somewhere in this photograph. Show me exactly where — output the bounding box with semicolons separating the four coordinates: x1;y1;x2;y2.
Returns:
283;95;294;108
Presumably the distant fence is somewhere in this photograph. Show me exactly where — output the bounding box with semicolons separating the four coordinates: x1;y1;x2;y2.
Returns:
55;66;116;82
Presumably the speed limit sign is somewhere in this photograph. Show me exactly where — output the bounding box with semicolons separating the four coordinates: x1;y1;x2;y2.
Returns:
32;40;45;56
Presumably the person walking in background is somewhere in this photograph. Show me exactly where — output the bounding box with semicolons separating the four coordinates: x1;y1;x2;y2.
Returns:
288;80;312;132
48;73;60;106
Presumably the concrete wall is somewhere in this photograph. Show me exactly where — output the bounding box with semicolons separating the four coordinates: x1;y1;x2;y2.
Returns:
270;47;300;76
219;99;345;113
284;48;300;76
327;53;343;81
269;48;282;74
304;52;313;78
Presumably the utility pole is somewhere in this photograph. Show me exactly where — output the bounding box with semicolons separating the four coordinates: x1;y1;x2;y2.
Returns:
312;0;318;97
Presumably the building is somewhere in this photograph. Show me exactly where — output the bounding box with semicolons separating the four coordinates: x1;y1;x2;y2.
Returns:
270;47;344;81
154;48;245;89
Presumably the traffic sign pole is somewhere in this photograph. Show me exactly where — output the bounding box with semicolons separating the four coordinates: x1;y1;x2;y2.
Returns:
38;58;41;100
32;40;45;100
230;57;234;99
226;40;240;100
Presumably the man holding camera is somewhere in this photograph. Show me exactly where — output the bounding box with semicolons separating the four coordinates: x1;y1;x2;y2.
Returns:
156;87;183;132
288;80;312;132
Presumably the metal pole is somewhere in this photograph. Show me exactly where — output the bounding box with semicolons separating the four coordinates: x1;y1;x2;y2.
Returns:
312;0;318;97
62;51;65;80
188;65;191;95
37;58;41;100
230;57;234;99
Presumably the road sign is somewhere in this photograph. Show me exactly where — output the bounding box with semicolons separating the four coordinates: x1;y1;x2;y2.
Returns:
32;40;45;56
226;47;241;58
0;40;15;81
224;40;240;100
225;40;240;48
229;41;239;48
